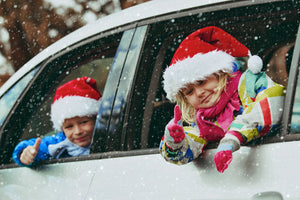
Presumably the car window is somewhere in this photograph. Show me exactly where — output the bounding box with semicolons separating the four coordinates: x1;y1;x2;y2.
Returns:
124;1;300;150
0;67;39;127
0;31;124;164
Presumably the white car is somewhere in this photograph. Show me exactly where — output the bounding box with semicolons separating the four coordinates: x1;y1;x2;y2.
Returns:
0;0;300;199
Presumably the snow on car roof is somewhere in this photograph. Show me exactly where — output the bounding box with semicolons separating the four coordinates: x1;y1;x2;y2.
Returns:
0;0;229;95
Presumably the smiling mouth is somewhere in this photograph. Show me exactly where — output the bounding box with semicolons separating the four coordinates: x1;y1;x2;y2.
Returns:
76;136;87;142
201;93;212;104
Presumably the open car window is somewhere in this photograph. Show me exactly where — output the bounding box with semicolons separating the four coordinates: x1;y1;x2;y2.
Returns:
123;1;300;150
0;30;125;165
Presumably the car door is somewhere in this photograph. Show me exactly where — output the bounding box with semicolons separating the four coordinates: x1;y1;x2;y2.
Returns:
87;1;300;199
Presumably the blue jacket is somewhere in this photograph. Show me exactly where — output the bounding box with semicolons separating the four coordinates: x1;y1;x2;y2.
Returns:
13;132;66;167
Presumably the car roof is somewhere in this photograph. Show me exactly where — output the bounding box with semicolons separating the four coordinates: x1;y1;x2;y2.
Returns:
0;0;230;95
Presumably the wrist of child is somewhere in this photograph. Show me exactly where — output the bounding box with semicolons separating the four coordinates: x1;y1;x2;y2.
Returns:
218;132;242;152
165;140;184;151
216;143;234;153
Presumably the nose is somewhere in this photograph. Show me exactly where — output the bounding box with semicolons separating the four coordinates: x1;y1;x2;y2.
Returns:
73;124;83;135
194;87;205;97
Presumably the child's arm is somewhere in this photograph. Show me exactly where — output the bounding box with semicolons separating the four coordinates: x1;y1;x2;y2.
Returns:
13;137;48;167
214;71;285;173
229;72;285;143
12;132;66;167
159;105;207;165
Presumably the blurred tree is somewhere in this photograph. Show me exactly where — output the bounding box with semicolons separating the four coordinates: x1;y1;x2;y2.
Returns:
0;0;150;87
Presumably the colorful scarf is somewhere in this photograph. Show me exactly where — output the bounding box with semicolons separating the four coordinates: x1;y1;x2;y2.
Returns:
196;71;242;141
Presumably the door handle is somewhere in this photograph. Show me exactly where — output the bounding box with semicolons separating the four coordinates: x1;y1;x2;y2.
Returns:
251;191;283;200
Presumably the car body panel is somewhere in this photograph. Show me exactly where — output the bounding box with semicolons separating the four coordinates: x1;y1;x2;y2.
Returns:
0;141;299;199
87;142;300;200
0;160;98;200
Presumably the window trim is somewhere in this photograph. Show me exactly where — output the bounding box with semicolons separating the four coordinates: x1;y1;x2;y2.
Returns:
0;148;160;169
135;0;286;28
281;24;300;136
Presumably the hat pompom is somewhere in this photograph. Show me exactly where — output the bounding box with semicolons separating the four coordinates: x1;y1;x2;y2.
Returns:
248;55;263;74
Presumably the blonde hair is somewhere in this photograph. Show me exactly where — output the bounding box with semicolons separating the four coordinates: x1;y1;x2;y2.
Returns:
176;70;232;124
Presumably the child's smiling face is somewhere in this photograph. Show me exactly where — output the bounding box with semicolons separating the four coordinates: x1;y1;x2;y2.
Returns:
181;75;222;109
62;116;96;147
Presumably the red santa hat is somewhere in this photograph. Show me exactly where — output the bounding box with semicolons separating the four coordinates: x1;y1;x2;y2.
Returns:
163;26;263;101
51;76;102;131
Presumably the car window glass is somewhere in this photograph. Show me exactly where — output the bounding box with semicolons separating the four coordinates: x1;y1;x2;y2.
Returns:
0;67;39;126
125;1;300;150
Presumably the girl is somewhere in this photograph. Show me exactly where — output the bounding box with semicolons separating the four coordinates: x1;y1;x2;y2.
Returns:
13;76;101;167
159;26;285;173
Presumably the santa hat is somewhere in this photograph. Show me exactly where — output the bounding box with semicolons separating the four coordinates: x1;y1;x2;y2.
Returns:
163;26;263;101
51;77;102;131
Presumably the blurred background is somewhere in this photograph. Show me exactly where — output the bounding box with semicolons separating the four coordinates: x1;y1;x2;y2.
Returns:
0;0;151;87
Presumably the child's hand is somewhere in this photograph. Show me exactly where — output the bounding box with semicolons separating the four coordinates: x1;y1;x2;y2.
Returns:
20;137;41;165
214;132;242;173
214;149;233;173
166;105;185;143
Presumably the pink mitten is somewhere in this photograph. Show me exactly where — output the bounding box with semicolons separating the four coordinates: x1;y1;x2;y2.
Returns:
214;132;242;173
166;105;185;143
214;150;233;173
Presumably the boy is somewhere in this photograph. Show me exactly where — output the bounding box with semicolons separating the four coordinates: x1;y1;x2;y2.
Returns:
13;77;101;167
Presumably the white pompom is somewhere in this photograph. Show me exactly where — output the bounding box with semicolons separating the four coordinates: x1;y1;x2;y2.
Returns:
248;55;263;74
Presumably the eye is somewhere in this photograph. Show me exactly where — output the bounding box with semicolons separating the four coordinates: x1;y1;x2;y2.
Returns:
80;120;89;124
196;80;205;85
64;124;73;129
183;88;193;96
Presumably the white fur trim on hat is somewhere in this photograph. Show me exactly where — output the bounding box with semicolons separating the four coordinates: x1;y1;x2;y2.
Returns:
163;50;235;101
51;96;101;131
